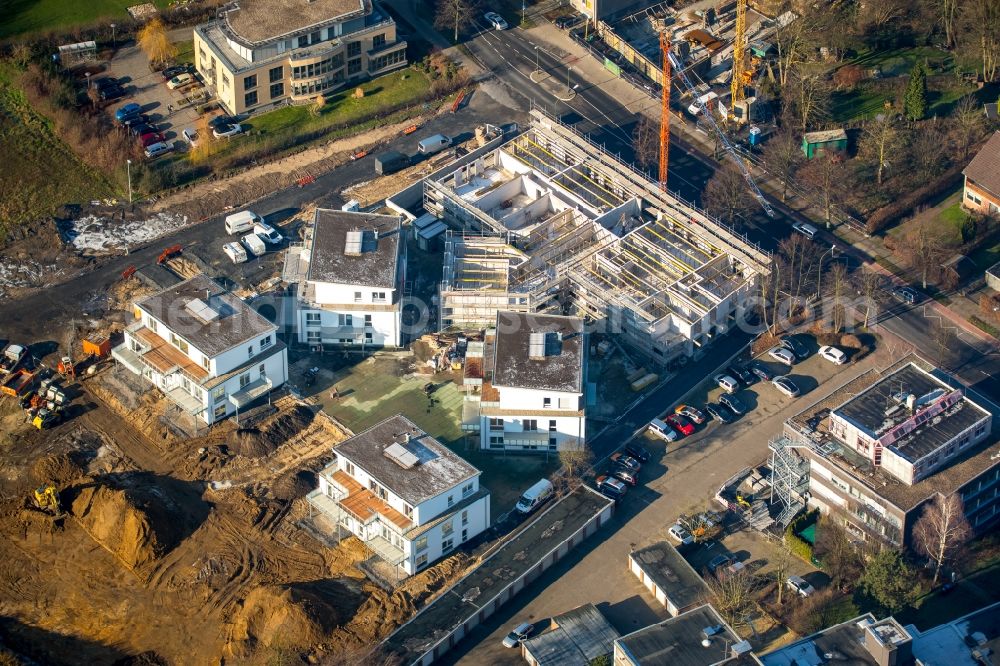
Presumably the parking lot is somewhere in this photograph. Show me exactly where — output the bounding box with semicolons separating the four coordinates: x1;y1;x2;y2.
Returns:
445;336;891;665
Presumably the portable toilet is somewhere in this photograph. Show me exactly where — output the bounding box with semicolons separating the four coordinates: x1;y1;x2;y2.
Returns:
749;126;762;147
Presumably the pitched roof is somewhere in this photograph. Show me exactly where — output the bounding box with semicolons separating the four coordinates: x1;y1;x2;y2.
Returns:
523;604;620;666
964;131;1000;198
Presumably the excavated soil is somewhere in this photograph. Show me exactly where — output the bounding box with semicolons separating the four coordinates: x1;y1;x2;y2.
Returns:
230;404;315;458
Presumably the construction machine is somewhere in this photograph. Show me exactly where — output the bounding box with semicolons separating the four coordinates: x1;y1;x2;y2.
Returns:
33;406;63;430
32;483;62;515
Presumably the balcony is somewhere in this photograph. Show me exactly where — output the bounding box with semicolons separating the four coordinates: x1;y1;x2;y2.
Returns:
307;488;347;524
366;534;406;566
228;377;273;409
111;343;146;376
165;385;205;416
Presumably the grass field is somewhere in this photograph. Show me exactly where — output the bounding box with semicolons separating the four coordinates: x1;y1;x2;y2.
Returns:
0;64;112;236
0;0;171;39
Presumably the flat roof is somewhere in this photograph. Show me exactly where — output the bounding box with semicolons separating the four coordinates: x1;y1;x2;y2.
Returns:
630;542;710;611
833;363;990;461
908;601;1000;666
615;605;739;666
759;614;884;666
333;415;479;506
224;0;366;45
135;273;276;358
307;209;401;289
803;129;847;143
523;603;620;665
492;312;584;393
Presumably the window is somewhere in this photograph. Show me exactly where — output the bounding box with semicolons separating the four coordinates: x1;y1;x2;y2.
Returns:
332;53;344;69
354;291;363;303
967;190;982;205
442;538;454;552
244;91;258;107
442;521;454;537
489;418;503;432
298;35;309;48
147;318;157;333
259;363;266;378
202;355;210;370
269;82;284;99
415;536;428;552
239;372;251;388
368;479;388;500
345;461;355;476
462;510;468;525
212;386;226;403
415;553;428;569
243;74;257;90
247;345;254;359
260;335;272;350
543;397;552;408
214;404;227;418
404;504;413;519
523;419;537;432
347;41;361;57
373;33;386;49
447;495;454;507
348;58;362;75
306;330;321;342
549;420;557;432
306;312;321;325
489;436;504;449
462;482;474;496
461;528;468;542
169;333;189;354
549;438;557;450
364;314;372;326
309;31;321;45
373;292;386;303
221;73;230;90
365;331;373;342
370;50;406;72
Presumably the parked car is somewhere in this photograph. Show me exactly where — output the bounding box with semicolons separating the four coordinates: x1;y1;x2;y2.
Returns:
623;442;651;463
791;221;818;240
213;123;243;138
98;84;126;101
708;554;733;571
241;233;267;257
665;413;695;436
129;123;156;138
818;345;847;365
182;128;199;146
140;131;166;148
780;335;810;360
554;14;581;28
786;575;816;597
675;404;706;424
93;76;119;90
727;364;755;385
143;140;173;159
648;417;679;442
892;286;918;304
609;466;638;487
161;64;191;80
748;360;776;381
609;453;641;474
595;475;627;500
121;113;150;127
705;402;733;424
714;374;740;393
719;393;747;415
223;242;248;264
772;376;801;398
484;11;509;29
115;102;142;122
767;346;796;365
209;114;240;128
502;622;534;648
166;72;194;89
254;221;283;244
668;523;694;545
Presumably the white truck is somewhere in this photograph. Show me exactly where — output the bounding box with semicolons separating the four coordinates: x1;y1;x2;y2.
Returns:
241;233;266;257
223;242;248;264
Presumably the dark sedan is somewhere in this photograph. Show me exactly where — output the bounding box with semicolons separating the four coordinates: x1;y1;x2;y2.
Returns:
748;361;776;382
705;402;733;424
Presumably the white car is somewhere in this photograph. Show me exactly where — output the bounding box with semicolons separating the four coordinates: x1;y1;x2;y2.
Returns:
166;73;194;89
714;374;740;393
182;128;199;146
767;346;796;365
668;523;694;545
819;345;847;365
787;575;816;597
254;222;283;244
502;621;533;648
484;11;509;29
223;242;248;264
213;123;243;138
772;376;801;398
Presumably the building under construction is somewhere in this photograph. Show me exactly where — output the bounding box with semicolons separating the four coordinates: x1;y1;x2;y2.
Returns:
428;109;769;364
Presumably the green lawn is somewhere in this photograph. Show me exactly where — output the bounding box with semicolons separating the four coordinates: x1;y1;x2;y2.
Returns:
1;0;171;39
829;88;891;124
895;562;1000;630
0;64;113;237
174;39;194;65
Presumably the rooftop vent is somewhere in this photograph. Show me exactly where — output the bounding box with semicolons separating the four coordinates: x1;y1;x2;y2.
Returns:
384;442;420;469
731;640;753;657
185;297;220;323
906;394;917;411
528;332;546;359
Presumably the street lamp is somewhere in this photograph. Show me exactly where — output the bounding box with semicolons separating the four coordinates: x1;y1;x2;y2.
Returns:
817;243;837;301
110;23;116;48
565;65;572;91
534;45;539;74
126;158;133;205
85;72;91;88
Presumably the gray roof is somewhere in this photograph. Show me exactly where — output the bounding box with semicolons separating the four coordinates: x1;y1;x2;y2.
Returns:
908;601;1000;666
225;0;366;45
492;312;584;393
630;542;710;611
963;131;1000;198
759;614;909;666
615;605;739;666
523;603;620;666
832;363;990;462
334;415;479;506
135;273;276;358
307;209;401;289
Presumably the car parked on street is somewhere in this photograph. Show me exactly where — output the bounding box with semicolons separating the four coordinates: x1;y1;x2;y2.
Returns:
140;131;166;148
121;113;151;127
780;335;810;360
708;554;733;571
129;123;156;138
719;393;747;415
668;523;694;545
675;404;706;424
892;286;918;304
554;14;581;28
705;402;733;424
714;374;740;393
665;413;695;436
623;442;650;463
115;102;142;122
786;575;815;597
772;376;801;398
484;11;509;29
213;123;243;138
748;360;776;381
609;453;641;473
792;221;818;240
767;346;796;365
143;140;173;159
209;114;240;128
609;466;638;487
166;72;194;89
819;345;847;365
595;475;627;500
502;622;534;648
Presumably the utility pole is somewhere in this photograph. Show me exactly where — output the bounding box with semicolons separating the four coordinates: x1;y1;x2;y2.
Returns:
126;158;133;204
817;244;837;301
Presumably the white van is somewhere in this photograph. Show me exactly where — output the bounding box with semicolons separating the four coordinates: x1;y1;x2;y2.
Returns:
688;91;719;116
225;210;262;235
417;134;452;155
223;242;248;264
792;221;818;240
515;479;554;515
648;418;678;442
241;233;266;256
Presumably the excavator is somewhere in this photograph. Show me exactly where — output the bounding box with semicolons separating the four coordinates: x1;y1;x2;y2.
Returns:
31;483;64;518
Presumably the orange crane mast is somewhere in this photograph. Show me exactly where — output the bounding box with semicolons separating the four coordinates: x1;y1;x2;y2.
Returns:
659;32;671;192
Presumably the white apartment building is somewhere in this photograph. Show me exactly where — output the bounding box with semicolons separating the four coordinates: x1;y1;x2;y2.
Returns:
111;273;288;425
308;415;491;576
286;209;406;348
471;312;586;453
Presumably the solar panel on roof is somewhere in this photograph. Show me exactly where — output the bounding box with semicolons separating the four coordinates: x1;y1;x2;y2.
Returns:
528;332;546;359
185;297;220;323
344;229;364;256
384;442;420;469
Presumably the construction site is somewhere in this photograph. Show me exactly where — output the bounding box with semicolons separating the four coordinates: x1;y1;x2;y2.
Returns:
426;109;769;364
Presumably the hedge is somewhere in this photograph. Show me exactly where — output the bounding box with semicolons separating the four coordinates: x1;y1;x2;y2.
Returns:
784;509;819;565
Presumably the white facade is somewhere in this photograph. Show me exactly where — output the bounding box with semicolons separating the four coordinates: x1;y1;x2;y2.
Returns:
481;386;586;453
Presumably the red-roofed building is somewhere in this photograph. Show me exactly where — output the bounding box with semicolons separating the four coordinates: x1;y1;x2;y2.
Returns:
963;131;1000;216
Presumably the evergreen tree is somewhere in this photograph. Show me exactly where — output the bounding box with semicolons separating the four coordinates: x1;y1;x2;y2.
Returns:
903;62;927;121
859;550;919;613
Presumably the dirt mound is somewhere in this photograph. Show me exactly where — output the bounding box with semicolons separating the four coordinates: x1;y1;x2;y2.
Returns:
271;469;315;501
111;651;169;666
230;405;315;458
68;481;189;573
31;451;88;487
229;581;363;657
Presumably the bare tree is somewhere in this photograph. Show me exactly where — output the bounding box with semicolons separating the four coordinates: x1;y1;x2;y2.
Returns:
558;442;594;492
895;226;948;289
772;4;817;86
827;263;850;332
855;267;885;328
785;70;831;131
860;114;899;186
952;95;986;160
814;518;863;592
434;0;481;42
706;565;760;628
914;494;972;587
857;0;911;36
773;539;794;606
797;154;846;227
959;0;1000;83
762;128;803;202
137;18;177;68
702;163;755;227
938;0;961;49
632;116;660;171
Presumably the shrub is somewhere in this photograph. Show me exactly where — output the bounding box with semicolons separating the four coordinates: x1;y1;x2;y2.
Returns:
840;334;863;350
784;509;819;564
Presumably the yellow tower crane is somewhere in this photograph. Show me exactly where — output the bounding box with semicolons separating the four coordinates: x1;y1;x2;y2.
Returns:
730;0;748;115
